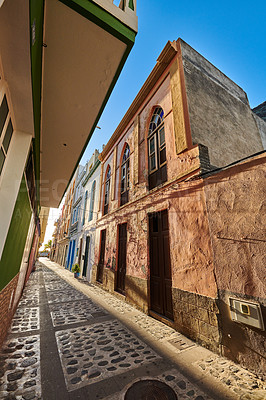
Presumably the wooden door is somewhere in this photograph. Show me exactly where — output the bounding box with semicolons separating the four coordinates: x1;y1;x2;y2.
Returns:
97;230;106;283
149;210;173;320
116;223;127;295
82;236;90;277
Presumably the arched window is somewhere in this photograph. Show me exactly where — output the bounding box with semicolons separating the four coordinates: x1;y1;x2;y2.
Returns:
103;166;111;215
120;144;130;206
148;107;167;190
89;180;96;221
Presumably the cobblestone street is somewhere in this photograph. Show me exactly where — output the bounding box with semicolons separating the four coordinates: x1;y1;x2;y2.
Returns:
0;260;265;400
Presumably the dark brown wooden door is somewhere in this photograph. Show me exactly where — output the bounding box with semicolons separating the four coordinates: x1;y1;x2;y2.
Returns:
82;236;90;277
149;210;174;320
116;223;127;295
97;230;106;283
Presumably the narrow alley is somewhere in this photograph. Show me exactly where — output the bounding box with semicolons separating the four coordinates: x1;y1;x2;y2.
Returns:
0;260;265;400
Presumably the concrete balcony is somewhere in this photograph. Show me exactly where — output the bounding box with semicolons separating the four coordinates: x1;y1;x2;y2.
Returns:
39;0;138;207
0;0;138;208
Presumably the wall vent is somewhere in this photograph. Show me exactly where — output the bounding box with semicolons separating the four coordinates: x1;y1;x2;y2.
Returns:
229;298;265;330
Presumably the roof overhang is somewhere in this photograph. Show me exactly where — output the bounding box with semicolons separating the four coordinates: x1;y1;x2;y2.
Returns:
39;0;137;207
0;0;137;208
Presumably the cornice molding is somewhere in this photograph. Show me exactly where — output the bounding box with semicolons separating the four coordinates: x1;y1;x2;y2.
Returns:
99;40;178;161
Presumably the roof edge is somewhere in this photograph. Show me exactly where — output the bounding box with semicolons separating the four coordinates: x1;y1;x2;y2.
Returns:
99;40;178;161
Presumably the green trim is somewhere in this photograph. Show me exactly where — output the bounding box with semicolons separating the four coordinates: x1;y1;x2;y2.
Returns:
128;0;134;11
29;0;45;208
61;37;134;202
82;159;101;186
0;176;32;291
59;0;136;45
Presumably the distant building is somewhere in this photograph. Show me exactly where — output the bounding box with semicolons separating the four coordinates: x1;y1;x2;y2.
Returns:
66;165;86;271
54;173;77;267
78;150;101;281
62;149;102;280
38;207;50;250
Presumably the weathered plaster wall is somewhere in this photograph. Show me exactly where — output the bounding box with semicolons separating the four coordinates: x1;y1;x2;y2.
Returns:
204;154;266;377
180;40;263;167
168;179;216;297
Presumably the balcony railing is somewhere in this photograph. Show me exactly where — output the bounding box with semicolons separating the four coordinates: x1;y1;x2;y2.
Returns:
93;0;137;32
113;0;135;12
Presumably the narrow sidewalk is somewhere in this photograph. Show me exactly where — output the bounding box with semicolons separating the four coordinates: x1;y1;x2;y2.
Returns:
0;259;265;400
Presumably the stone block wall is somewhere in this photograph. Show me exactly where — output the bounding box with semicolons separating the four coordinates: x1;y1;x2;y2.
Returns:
0;274;19;348
172;288;220;353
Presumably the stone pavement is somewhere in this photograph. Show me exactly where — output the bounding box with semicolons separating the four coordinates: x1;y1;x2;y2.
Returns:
0;259;265;400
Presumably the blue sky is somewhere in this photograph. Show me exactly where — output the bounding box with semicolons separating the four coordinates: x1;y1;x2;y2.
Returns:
81;0;266;163
43;0;265;242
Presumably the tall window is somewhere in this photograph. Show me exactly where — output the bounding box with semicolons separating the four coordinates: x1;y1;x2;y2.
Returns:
0;94;13;176
103;166;111;215
72;209;76;224
148;107;167;190
120;144;130;206
82;191;88;225
89;180;96;221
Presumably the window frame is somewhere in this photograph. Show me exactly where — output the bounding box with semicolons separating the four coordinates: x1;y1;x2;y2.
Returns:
82;190;88;226
25;149;36;212
148;134;158;173
103;165;111;215
147;107;167;190
0;87;14;178
89;180;96;221
120;144;130;206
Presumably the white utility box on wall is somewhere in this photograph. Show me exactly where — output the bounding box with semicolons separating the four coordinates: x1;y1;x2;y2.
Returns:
229;298;265;330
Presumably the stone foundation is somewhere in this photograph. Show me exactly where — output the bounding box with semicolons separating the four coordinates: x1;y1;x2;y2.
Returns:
91;264;98;284
125;275;148;313
103;268;115;293
172;288;221;353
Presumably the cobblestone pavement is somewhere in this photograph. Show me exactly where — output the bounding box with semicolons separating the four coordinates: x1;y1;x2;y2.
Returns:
0;261;265;400
195;357;266;400
0;267;42;400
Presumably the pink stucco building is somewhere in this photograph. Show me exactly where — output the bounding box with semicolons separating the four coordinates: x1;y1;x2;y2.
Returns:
91;39;265;377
